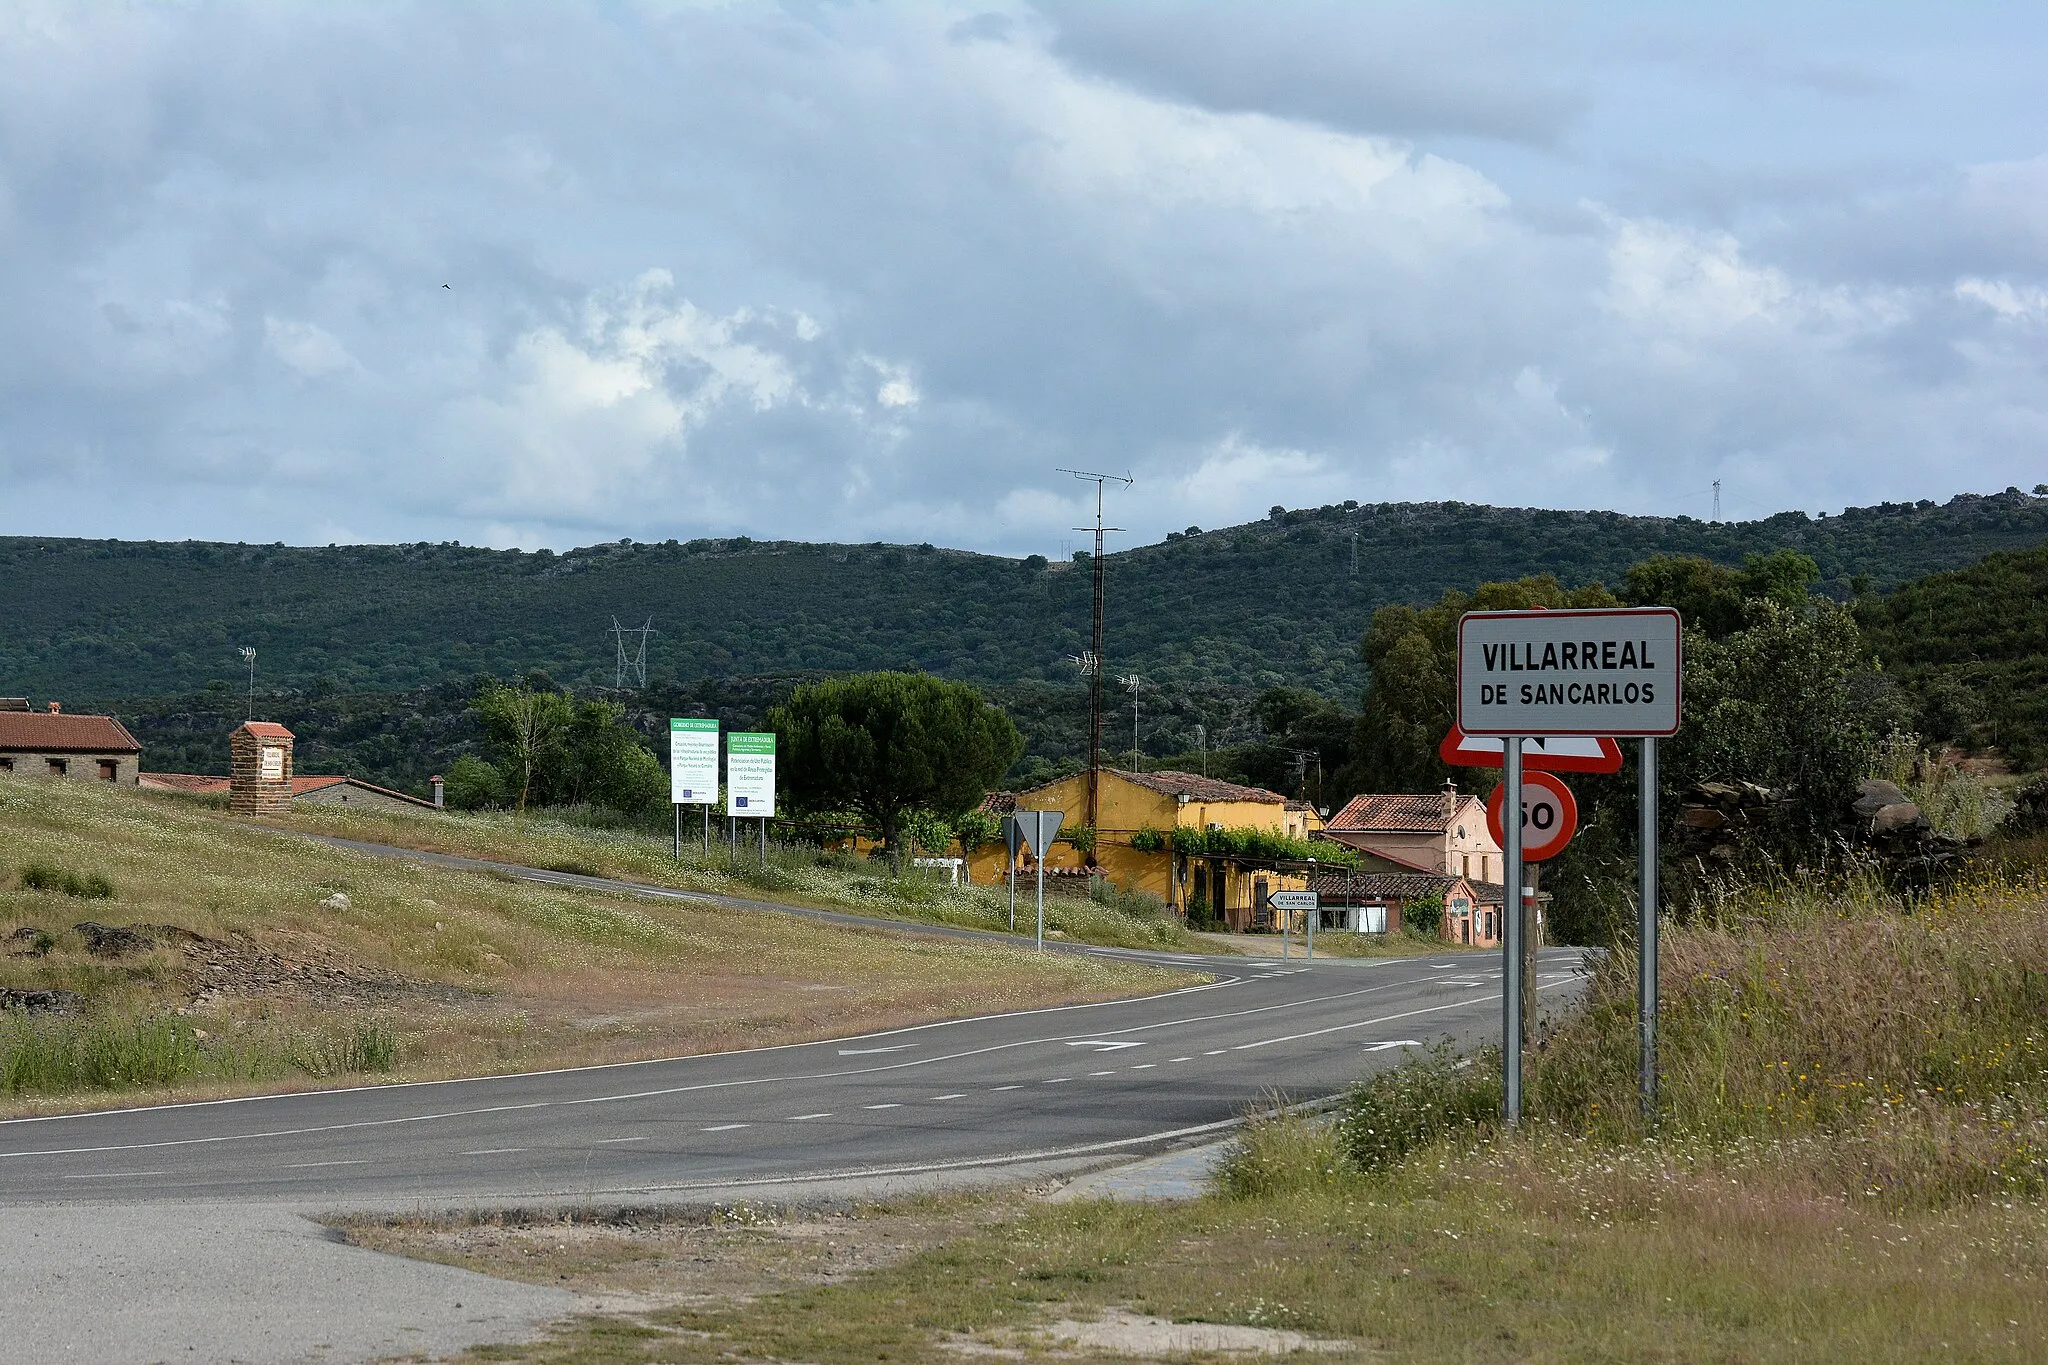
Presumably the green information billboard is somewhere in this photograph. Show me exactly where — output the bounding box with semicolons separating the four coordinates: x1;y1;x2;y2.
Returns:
725;732;776;818
669;717;719;804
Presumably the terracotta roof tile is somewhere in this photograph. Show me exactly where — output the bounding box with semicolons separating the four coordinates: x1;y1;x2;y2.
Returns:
1110;768;1285;804
233;721;295;739
1327;792;1463;832
0;712;141;754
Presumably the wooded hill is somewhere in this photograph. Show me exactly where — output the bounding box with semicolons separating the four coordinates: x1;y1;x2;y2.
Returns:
8;488;2047;705
1860;541;2048;770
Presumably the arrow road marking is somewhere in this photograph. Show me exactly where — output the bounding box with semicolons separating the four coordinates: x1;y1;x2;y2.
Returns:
1063;1040;1147;1051
838;1045;917;1055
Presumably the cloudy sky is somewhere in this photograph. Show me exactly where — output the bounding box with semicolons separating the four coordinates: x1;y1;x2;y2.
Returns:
1;2;2042;555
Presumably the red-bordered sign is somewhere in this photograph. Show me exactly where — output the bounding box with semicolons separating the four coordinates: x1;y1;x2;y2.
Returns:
1486;771;1578;862
1439;724;1624;774
1457;606;1682;737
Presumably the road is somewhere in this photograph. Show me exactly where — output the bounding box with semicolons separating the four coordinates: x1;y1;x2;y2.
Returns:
0;943;1587;1209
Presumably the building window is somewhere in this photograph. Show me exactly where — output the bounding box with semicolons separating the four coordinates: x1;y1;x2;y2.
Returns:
47;758;67;776
0;757;12;772
98;759;119;781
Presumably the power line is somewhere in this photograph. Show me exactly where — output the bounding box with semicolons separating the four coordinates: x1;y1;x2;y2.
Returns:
1056;467;1132;831
609;616;655;689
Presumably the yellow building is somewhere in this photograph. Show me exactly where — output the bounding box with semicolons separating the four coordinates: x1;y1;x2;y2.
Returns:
968;768;1316;931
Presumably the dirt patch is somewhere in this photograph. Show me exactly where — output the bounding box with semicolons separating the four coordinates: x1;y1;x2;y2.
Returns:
1041;1309;1357;1357
176;931;479;1011
337;1196;1021;1311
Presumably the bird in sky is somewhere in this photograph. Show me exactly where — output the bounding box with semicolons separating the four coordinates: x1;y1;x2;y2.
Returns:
442;283;451;289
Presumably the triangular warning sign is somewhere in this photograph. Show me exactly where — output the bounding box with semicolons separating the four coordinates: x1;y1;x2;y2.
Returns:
1439;724;1624;774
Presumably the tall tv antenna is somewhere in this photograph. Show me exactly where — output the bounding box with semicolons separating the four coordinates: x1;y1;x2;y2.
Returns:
1194;722;1208;777
609;616;655;689
1057;467;1132;831
1712;479;1722;523
237;647;257;720
1350;529;1359;577
1119;673;1145;773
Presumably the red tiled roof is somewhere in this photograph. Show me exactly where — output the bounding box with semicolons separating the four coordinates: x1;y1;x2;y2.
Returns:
0;712;141;754
138;772;419;801
1326;792;1462;832
978;791;1018;815
233;721;295;739
1110;768;1285;804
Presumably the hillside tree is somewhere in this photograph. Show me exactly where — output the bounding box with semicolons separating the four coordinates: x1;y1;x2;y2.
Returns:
770;671;1023;860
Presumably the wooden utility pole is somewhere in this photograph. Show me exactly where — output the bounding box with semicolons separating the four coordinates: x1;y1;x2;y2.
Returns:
1060;469;1130;830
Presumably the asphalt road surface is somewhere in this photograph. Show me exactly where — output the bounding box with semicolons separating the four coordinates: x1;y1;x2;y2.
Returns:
0;943;1587;1210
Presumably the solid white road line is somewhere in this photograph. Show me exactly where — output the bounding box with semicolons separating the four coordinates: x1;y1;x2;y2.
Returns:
281;1159;370;1168
462;1148;526;1156
62;1170;169;1179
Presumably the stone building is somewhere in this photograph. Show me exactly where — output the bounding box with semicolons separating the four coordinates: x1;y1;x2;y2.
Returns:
0;700;142;784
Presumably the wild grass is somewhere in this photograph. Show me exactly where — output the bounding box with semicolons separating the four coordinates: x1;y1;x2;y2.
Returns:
0;777;1193;1110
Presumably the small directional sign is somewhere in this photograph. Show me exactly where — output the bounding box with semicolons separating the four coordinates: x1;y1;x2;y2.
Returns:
1268;890;1318;911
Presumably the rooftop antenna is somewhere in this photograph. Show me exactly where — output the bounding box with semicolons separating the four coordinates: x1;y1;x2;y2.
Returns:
237;647;257;720
1194;722;1208;778
1058;467;1133;831
609;616;655;689
1712;479;1722;523
1350;529;1359;577
1119;673;1145;773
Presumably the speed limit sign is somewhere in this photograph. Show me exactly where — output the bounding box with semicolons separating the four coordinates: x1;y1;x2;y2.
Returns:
1486;771;1578;862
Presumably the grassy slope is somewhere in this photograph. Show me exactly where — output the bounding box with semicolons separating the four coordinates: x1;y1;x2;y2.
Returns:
270;801;1215;953
0;779;1192;1113
400;863;2048;1363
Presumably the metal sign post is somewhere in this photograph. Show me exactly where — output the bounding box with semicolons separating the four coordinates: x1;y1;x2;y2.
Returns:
1639;736;1659;1118
1502;737;1524;1126
1003;816;1025;932
1014;811;1064;953
1455;606;1683;1131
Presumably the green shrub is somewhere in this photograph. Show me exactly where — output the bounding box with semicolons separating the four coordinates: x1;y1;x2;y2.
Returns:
1338;1044;1501;1175
1215;1106;1350;1199
19;862;114;899
1088;876;1166;917
443;754;509;811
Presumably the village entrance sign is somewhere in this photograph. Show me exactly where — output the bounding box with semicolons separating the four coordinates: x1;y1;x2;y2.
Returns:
1456;607;1682;1125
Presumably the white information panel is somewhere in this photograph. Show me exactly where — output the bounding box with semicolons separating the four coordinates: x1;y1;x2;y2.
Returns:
1458;607;1682;737
669;718;719;804
725;732;777;818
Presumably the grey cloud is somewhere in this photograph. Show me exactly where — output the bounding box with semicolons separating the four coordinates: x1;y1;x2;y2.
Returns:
0;3;2043;555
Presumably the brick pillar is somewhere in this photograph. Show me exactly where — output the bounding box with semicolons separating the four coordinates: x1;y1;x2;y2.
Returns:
230;722;295;815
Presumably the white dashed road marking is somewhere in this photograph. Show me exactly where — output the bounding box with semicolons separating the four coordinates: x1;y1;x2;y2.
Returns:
700;1124;749;1133
788;1113;832;1121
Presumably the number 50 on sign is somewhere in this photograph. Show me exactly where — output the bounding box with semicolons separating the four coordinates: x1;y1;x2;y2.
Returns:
1486;771;1577;862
